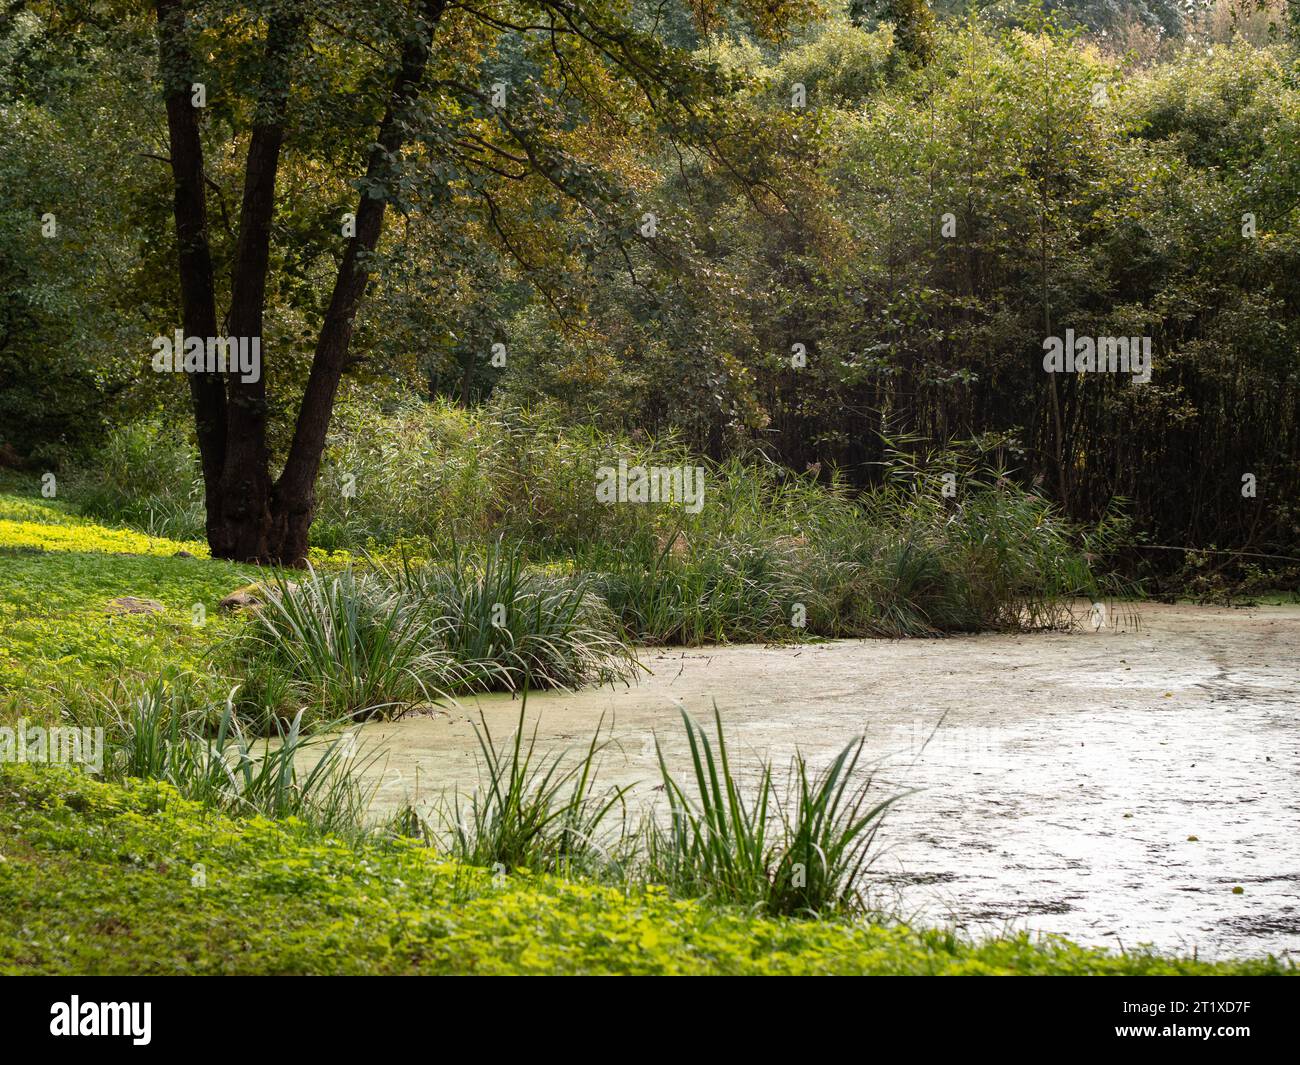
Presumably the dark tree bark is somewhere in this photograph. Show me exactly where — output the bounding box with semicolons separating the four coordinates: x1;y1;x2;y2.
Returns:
155;0;226;549
154;0;445;565
270;0;447;563
216;8;303;562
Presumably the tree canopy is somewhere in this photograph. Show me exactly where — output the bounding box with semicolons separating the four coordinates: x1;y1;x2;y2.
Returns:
2;1;1298;566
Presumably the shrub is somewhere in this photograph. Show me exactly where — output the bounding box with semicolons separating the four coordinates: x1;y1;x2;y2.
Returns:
236;566;470;725
58;403;1121;647
391;540;642;691
69;418;205;541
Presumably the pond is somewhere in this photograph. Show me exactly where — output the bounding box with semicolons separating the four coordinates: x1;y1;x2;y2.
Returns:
352;602;1300;961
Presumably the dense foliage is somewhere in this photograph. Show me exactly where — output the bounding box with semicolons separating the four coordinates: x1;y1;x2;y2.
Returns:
496;17;1300;569
2;4;1297;573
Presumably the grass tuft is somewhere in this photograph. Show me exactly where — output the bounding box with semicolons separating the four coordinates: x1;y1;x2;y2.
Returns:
645;704;901;917
439;701;632;879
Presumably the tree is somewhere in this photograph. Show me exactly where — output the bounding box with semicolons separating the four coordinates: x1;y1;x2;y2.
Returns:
149;0;803;563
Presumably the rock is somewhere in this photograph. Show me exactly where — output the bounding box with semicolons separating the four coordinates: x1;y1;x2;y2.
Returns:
173;550;195;559
218;581;298;613
219;585;264;613
107;596;165;615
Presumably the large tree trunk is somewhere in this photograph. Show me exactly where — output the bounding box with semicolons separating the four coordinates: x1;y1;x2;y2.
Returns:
214;8;303;562
269;0;447;564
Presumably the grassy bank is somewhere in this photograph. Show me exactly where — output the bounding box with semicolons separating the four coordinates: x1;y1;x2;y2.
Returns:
0;491;641;726
4;403;1124;727
0;765;1285;976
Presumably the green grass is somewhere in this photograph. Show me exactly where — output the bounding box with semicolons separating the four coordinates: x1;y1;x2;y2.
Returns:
237;545;642;728
95;678;378;839
237;565;465;724
0;499;259;717
0;484;1290;975
0;764;1287;976
3;458;1105;725
388;541;642;691
1252;590;1300;605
